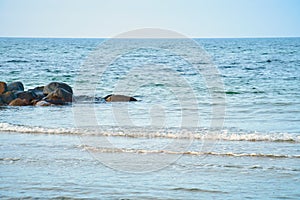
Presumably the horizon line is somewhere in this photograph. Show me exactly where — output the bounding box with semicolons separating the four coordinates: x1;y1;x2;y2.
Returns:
0;35;300;39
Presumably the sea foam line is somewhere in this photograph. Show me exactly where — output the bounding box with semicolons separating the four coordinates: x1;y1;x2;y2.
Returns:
0;122;299;143
80;145;300;159
0;122;81;135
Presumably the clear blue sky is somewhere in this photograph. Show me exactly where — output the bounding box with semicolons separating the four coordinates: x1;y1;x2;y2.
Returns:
0;0;299;38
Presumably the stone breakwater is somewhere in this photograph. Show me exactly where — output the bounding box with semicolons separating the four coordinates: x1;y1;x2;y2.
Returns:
0;81;137;106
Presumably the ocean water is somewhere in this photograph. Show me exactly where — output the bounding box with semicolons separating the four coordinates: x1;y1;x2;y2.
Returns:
0;37;300;199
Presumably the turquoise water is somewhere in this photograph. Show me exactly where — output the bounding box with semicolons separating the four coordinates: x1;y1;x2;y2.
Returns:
0;37;300;199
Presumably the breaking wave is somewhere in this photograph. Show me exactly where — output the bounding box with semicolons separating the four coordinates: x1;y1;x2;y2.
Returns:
0;122;299;143
80;145;300;159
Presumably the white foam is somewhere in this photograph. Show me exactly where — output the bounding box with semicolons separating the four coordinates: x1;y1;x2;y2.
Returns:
208;131;300;143
0;122;299;143
0;122;81;135
79;145;300;159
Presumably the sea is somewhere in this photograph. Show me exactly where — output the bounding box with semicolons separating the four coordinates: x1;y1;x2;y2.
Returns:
0;37;300;199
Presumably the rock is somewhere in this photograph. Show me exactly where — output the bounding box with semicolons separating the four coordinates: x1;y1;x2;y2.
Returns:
44;88;73;105
0;91;16;104
15;91;36;104
28;86;45;100
104;94;137;102
43;82;73;95
9;98;28;106
0;98;5;106
73;95;104;103
35;100;53;106
0;82;7;94
0;82;75;106
7;81;24;92
31;99;39;106
33;86;45;92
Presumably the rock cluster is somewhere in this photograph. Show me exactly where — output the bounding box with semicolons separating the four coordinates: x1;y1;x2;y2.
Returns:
0;81;73;106
0;81;137;106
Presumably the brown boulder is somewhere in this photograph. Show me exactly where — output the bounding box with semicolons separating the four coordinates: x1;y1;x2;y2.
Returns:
104;94;137;102
44;88;73;105
9;98;28;106
15;91;36;104
0;82;7;94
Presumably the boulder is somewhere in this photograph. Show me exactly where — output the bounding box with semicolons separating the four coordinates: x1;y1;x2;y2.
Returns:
9;98;28;106
35;100;53;106
43;82;73;95
31;99;39;106
104;94;137;102
35;86;44;91
0;98;5;106
7;81;24;92
28;86;45;100
0;82;7;94
0;91;16;104
15;91;36;104
44;88;73;105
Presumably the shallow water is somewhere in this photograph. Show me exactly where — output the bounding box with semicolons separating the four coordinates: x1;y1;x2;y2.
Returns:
1;132;299;199
1;37;300;199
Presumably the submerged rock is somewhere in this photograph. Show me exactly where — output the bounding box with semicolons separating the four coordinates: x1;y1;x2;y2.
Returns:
35;100;53;106
73;95;104;103
7;81;24;92
43;82;73;95
104;94;137;102
9;98;28;106
44;88;73;105
0;82;7;94
31;99;39;106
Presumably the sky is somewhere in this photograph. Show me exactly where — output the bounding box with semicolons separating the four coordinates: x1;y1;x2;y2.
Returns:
0;0;299;38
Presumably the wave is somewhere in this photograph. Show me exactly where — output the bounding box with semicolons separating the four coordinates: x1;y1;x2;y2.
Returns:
225;91;241;95
0;123;83;135
0;122;299;143
170;187;228;194
6;59;29;63
80;145;300;159
0;157;21;162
